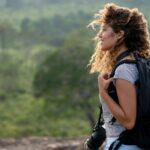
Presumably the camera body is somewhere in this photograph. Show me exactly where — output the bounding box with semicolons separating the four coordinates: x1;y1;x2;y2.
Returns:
85;123;106;150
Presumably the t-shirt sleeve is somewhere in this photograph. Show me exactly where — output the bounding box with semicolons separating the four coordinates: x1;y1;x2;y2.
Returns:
113;64;138;85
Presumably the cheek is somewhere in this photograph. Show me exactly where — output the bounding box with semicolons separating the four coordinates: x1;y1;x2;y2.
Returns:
105;32;115;40
106;32;117;43
101;33;117;50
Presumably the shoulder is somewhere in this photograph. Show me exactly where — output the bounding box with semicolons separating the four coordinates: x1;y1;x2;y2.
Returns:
113;63;139;85
115;63;138;74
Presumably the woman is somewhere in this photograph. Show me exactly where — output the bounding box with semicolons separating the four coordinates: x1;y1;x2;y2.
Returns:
88;3;150;150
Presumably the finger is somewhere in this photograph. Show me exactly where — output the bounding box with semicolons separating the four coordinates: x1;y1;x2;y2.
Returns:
103;74;109;79
98;74;103;80
107;77;113;82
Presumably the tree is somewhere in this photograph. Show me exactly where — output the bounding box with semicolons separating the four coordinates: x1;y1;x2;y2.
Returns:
33;28;99;127
0;50;24;100
0;21;17;50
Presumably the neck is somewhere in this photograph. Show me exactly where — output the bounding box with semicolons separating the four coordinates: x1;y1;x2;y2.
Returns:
116;44;128;58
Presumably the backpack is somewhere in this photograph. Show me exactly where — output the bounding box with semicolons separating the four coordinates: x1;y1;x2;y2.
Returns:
108;50;150;150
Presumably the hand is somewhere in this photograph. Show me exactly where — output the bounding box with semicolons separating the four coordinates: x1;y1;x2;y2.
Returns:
98;74;113;94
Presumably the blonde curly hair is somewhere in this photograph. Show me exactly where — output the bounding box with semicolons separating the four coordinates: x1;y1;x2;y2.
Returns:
88;3;150;74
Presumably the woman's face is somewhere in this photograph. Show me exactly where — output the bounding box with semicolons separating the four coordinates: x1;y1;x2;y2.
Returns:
98;24;119;51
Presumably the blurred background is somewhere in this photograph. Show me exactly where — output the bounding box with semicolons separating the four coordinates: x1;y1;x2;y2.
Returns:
0;0;149;140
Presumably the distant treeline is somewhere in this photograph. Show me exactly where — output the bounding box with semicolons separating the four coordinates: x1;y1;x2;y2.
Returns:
0;0;147;9
0;11;91;50
0;0;101;8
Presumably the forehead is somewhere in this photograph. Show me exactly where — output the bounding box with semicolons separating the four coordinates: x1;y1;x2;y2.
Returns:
100;23;115;34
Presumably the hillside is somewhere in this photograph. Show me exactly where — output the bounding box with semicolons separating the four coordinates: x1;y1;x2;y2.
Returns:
0;0;150;140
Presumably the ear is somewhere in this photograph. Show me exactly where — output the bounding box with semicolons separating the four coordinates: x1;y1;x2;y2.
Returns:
117;30;125;40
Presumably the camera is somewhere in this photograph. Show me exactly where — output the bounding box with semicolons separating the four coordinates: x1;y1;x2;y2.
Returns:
85;122;106;150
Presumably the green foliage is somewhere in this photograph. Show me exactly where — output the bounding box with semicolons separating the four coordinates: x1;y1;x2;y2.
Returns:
0;93;98;137
0;0;150;138
33;28;95;98
0;21;18;50
33;28;99;128
0;50;24;99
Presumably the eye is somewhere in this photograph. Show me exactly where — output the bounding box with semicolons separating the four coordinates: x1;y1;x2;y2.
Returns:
102;27;106;31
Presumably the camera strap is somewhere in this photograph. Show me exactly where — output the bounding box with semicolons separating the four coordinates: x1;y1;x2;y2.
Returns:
93;105;104;132
98;105;104;125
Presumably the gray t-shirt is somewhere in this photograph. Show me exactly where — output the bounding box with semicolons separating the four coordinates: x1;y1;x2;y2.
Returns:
100;63;139;137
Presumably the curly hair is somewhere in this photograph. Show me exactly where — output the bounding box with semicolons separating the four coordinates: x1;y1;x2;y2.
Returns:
88;3;150;74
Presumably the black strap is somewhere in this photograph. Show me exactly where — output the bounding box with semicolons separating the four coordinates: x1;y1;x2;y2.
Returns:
116;50;130;62
109;140;116;150
98;105;103;125
93;105;104;131
97;105;104;127
114;142;122;150
109;140;122;150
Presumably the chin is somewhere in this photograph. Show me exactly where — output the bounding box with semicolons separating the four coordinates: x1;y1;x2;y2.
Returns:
101;45;113;51
101;47;109;51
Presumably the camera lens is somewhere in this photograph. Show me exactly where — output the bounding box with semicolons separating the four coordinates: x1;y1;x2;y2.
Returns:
84;138;99;150
84;126;106;150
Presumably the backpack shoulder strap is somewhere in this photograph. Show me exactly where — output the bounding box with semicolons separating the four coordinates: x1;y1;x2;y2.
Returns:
108;59;137;124
116;50;130;62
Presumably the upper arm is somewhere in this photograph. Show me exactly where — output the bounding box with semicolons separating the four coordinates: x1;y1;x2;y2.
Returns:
115;79;137;129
